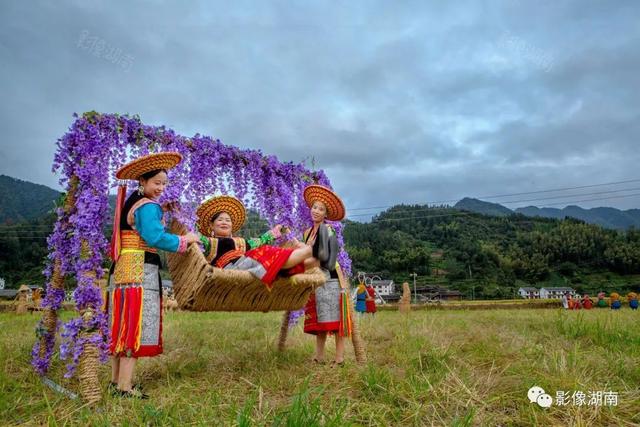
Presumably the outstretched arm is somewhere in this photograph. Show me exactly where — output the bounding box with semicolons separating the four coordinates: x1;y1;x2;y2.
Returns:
246;225;283;249
136;204;188;253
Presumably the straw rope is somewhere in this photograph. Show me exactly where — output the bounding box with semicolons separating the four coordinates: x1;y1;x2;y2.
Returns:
15;293;28;314
350;303;367;363
399;282;411;314
78;330;101;405
277;311;291;351
167;220;326;312
75;242;102;403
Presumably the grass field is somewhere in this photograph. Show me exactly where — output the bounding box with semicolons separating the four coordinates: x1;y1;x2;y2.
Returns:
1;307;639;426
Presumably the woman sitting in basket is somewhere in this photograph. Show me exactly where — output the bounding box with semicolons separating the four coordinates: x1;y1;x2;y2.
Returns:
195;196;329;290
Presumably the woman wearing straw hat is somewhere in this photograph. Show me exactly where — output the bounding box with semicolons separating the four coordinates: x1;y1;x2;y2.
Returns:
195;196;327;288
301;184;351;366
107;152;200;399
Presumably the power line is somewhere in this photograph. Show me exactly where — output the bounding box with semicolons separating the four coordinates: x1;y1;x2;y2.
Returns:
368;192;640;223
0;236;49;240
2;178;638;230
347;187;640;218
534;191;640;207
347;178;640;212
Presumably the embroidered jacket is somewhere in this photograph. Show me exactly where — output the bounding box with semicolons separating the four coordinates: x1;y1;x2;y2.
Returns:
200;230;277;268
112;196;187;284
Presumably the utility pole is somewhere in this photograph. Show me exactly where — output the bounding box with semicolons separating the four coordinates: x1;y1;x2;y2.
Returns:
468;264;474;300
410;272;417;303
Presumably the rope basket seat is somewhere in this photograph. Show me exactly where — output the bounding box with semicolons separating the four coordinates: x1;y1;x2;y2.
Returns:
166;220;327;312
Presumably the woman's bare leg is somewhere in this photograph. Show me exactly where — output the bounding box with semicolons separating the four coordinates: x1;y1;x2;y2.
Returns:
335;335;345;363
117;357;136;391
111;356;120;383
304;258;320;270
282;245;313;269
315;332;327;361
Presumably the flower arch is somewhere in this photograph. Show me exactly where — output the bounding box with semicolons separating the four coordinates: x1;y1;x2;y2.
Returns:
32;112;353;399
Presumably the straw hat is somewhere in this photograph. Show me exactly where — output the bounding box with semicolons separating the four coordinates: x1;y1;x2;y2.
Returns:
196;196;246;236
303;185;345;221
18;284;30;292
115;152;182;180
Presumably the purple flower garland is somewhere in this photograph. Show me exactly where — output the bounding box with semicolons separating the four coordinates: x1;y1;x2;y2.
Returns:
34;112;352;377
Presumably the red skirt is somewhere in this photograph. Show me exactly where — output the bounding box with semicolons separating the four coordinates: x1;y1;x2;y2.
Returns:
245;245;295;288
109;286;163;358
303;279;341;335
366;300;377;313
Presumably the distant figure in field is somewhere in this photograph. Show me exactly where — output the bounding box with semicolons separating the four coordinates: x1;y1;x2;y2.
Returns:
610;292;622;310
627;292;638;310
365;283;377;315
582;294;593;310
596;292;608;308
355;282;367;314
573;296;582;310
561;293;569;310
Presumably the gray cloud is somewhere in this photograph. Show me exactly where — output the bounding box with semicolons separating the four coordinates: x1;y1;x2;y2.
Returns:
1;0;639;219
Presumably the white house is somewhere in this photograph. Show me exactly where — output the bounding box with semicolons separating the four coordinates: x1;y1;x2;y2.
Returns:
518;287;540;299
371;280;395;296
539;287;575;299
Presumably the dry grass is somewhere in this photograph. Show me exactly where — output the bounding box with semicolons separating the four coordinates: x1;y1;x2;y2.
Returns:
1;308;638;426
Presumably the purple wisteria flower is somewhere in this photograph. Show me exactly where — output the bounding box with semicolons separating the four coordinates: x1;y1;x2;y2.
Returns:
34;111;352;376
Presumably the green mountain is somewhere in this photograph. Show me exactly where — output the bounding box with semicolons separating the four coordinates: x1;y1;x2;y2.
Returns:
2;175;640;297
515;205;640;230
454;197;513;217
0;175;61;224
454;197;640;230
344;205;640;298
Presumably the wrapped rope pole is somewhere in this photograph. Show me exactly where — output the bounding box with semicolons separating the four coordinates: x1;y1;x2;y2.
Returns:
277;311;292;352
38;176;78;368
349;301;367;363
74;243;103;405
78;309;102;405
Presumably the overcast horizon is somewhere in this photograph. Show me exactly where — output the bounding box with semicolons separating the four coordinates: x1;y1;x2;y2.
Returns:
1;1;639;220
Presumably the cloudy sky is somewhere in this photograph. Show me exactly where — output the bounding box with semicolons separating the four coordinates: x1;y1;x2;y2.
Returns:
1;0;639;219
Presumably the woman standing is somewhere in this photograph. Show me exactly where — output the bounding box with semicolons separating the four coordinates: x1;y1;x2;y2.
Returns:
108;152;199;398
365;282;377;315
302;185;351;365
355;282;367;314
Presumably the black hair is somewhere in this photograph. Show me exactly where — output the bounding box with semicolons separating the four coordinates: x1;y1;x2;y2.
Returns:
211;212;223;223
120;169;169;214
140;169;167;180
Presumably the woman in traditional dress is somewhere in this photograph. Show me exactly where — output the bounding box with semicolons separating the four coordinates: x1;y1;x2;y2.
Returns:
301;185;352;366
355;282;367;314
195;196;326;289
610;292;622;310
107;152;199;399
365;282;377;315
628;292;638;310
596;292;608;308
